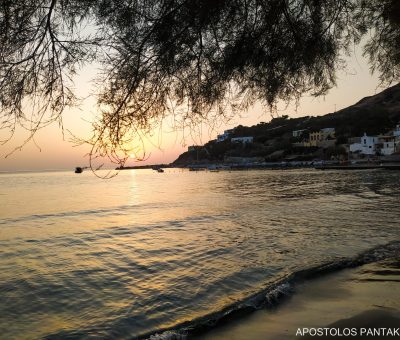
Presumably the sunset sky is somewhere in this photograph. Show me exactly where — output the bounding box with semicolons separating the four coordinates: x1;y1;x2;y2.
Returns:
0;45;386;171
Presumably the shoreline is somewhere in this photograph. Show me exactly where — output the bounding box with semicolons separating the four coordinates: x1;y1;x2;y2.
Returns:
196;258;400;340
117;161;400;171
143;242;400;339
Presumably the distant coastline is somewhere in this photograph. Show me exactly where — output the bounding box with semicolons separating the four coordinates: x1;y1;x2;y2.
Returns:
171;84;400;168
117;159;400;172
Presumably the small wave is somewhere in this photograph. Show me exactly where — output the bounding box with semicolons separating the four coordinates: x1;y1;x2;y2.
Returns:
140;240;400;339
0;203;152;226
265;282;292;306
149;331;186;340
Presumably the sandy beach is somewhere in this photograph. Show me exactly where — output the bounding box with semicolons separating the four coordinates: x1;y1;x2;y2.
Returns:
198;258;400;340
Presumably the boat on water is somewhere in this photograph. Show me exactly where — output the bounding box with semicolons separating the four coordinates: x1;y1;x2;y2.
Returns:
207;164;232;172
189;166;207;171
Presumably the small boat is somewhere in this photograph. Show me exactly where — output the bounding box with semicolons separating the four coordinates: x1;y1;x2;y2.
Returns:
189;166;207;171
207;164;231;172
157;168;164;173
75;167;84;173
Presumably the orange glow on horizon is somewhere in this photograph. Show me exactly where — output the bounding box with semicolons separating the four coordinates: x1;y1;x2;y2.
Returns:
0;45;387;171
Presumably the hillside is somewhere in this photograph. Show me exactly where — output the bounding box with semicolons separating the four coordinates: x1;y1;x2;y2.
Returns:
174;84;400;164
307;83;400;137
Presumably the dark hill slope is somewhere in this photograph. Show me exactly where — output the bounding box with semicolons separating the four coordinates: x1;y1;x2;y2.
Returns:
232;83;400;139
307;83;400;137
174;84;400;163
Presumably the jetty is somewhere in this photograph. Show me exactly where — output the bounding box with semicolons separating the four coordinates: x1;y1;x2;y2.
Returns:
316;163;400;170
315;164;382;170
381;164;400;170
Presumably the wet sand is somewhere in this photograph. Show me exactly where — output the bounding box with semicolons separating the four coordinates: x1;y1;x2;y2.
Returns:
198;259;400;339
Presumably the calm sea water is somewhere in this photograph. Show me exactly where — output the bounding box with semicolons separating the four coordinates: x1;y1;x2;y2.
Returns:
0;169;399;339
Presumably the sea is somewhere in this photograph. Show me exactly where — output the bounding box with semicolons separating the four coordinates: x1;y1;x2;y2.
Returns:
0;168;399;339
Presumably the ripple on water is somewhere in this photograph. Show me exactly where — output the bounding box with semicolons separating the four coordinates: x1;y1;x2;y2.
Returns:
0;169;399;338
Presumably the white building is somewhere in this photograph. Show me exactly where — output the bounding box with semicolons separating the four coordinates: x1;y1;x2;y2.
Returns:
217;129;235;142
321;127;335;135
378;136;396;155
386;124;400;153
393;124;400;137
231;136;254;144
292;129;307;138
349;133;378;155
350;125;400;156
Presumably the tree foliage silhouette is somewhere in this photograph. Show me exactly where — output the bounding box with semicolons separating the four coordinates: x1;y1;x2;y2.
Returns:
0;0;399;169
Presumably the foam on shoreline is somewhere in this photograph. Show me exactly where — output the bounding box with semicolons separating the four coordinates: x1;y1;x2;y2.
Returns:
143;241;400;339
198;257;400;340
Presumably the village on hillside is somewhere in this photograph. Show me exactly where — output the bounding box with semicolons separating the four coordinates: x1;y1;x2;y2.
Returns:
177;124;400;167
173;84;400;168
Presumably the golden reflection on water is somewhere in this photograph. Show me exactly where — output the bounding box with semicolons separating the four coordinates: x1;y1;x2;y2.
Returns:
0;169;400;338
